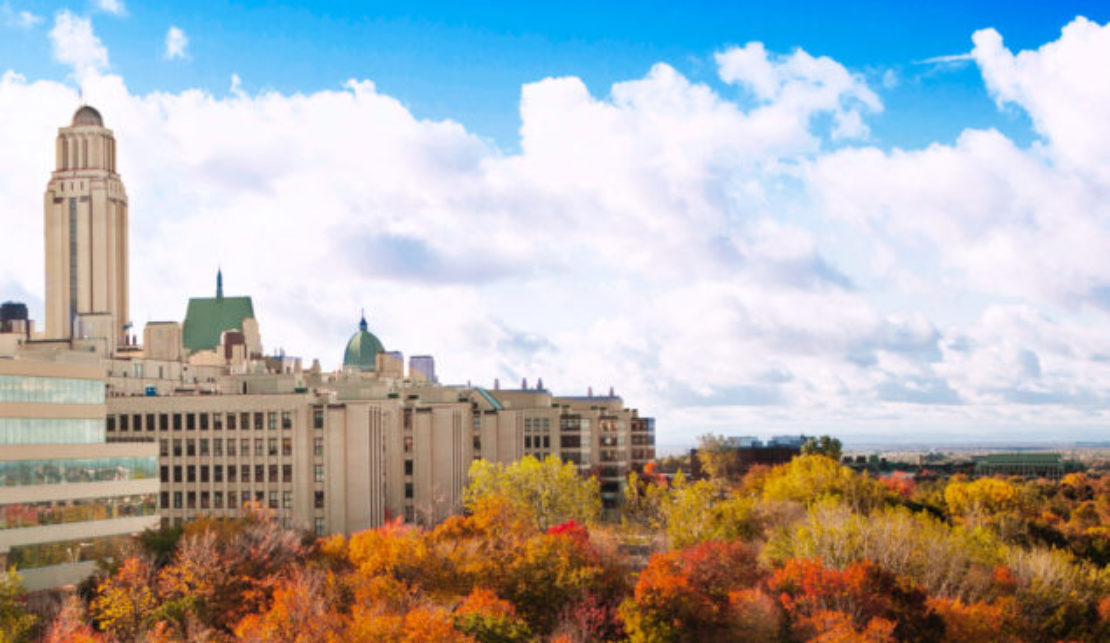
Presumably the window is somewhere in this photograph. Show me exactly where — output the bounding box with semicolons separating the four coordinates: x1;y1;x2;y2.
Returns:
213;413;222;430
314;517;325;536
282;411;293;430
254;412;264;431
268;491;278;509
187;492;196;509
314;490;325;508
255;465;265;483
404;506;414;522
186;439;196;457
404;460;413;475
227;413;237;430
267;412;277;431
200;439;209;457
187;466;196;483
255;439;264;457
255;491;264;503
241;466;250;483
132;414;143;431
173;466;182;483
227;439;236;456
268;438;278;456
159;439;168;457
312;406;324;429
160;465;168;483
214;491;224;508
241;412;250;431
313;437;323;457
160;414;169;431
173;492;182;508
241;491;250;507
200;491;210;509
403;436;412;453
200;413;209;431
146;414;155;432
200;466;209;483
314;464;324;482
228;465;236;481
282;491;292;509
160;491;169;509
405;483;413;499
282;464;292;483
473;437;481;451
268;464;278;482
107;416;116;432
119;415;129;432
241;439;250;456
214;439;223;456
186;413;195;431
214;465;223;483
282;437;292;456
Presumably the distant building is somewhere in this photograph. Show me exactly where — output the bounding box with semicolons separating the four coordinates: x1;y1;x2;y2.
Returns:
973;453;1080;479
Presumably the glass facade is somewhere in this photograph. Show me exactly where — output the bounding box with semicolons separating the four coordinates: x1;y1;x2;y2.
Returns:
0;418;105;445
0;375;104;404
7;533;132;570
0;457;157;487
1;493;157;529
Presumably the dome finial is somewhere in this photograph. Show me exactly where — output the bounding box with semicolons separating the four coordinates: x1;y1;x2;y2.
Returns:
216;267;224;300
359;309;367;331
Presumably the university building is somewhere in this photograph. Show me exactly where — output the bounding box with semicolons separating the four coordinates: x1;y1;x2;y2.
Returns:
1;106;654;588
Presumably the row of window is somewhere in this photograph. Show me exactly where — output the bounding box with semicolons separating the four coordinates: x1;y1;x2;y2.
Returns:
0;418;105;445
0;457;157;487
7;533;133;570
0;493;157;530
107;410;295;432
160;463;295;484
158;436;320;458
0;374;104;404
523;418;552;431
524;435;551;449
160;489;325;511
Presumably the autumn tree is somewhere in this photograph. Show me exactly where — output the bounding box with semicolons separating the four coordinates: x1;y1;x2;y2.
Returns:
233;568;344;642
89;557;158;640
801;435;844;461
452;588;532;643
760;454;890;512
655;474;761;549
0;568;36;643
694;434;742;484
465;455;601;530
619;540;763;642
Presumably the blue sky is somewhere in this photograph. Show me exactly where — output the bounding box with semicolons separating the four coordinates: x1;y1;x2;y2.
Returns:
3;1;1110;447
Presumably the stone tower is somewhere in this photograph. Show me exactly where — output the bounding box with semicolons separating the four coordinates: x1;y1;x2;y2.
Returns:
43;105;129;342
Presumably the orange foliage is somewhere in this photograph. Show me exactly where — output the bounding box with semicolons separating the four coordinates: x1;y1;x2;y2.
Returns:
800;610;897;643
880;471;916;498
927;596;1019;642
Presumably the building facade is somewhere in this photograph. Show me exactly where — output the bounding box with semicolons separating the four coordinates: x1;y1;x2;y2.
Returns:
0;358;158;591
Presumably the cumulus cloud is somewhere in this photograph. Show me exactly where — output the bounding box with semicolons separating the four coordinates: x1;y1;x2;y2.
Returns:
95;0;126;16
49;10;108;79
1;2;41;28
164;25;187;60
3;19;1110;445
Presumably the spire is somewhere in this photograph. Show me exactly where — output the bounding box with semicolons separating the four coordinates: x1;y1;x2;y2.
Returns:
359;308;368;332
216;268;224;300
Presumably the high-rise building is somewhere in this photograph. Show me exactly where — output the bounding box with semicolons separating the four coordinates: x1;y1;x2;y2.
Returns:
43;106;130;345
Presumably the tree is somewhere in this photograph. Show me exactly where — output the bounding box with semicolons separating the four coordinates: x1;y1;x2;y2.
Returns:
656;475;760;549
801;435;843;462
695;434;742;483
0;568;36;643
761;455;890;512
89;557;158;640
464;455;601;530
452;588;532;643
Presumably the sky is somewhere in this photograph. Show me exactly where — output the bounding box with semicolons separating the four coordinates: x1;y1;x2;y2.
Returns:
2;1;1110;448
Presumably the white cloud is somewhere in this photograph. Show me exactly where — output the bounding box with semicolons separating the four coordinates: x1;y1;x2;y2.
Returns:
95;0;126;17
3;21;1110;446
1;2;42;28
49;10;108;79
164;25;187;60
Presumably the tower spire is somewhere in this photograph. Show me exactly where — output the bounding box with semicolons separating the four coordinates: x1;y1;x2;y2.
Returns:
216;268;223;300
359;308;367;331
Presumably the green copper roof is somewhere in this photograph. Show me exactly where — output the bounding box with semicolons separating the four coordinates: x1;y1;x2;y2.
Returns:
182;272;255;354
343;314;384;371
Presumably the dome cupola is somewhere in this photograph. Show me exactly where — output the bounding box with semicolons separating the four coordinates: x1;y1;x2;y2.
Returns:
343;311;384;372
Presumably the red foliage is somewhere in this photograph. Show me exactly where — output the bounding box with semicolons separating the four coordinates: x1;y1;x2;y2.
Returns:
881;471;917;498
546;520;591;551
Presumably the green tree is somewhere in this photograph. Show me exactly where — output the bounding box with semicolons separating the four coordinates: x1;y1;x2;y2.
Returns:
801;435;843;461
464;455;601;530
0;568;36;643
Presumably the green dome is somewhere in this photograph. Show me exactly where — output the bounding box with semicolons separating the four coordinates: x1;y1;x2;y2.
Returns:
343;314;384;372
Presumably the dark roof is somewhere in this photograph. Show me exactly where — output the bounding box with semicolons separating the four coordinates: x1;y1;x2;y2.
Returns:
182;296;255;354
72;105;104;128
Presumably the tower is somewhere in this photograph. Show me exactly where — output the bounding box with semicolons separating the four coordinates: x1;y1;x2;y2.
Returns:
43;105;129;342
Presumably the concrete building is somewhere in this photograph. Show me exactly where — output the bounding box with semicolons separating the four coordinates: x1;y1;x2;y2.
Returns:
43;106;129;345
4;105;655;556
0;357;158;591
